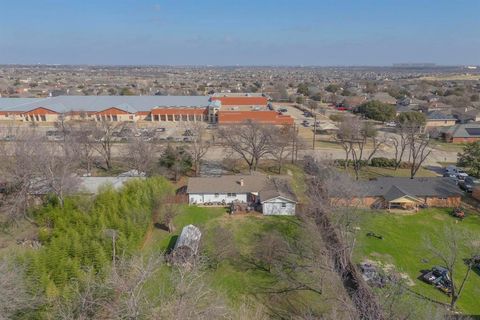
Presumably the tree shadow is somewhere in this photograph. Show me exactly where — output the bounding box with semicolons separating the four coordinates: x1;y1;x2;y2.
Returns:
165;235;178;254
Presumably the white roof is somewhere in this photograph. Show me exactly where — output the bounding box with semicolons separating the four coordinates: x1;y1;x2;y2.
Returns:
0;96;211;113
79;176;139;194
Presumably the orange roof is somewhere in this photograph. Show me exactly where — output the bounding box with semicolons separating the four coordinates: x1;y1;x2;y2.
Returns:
22;107;58;115
211;96;268;106
218;110;293;125
94;107;131;115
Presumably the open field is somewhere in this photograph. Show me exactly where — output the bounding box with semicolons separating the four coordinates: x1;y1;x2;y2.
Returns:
353;208;480;315
420;74;480;81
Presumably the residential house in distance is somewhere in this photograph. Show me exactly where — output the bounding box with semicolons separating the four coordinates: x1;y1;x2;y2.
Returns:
340;177;462;210
425;111;457;129
370;92;397;105
186;174;297;215
452;107;480;124
441;123;480;143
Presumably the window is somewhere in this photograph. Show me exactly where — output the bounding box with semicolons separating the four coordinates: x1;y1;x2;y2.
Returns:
35;115;39;121
181;115;188;121
129;115;133;120
40;115;46;121
112;115;118;121
153;115;159;121
167;115;173;121
214;193;219;198
160;115;166;121
174;115;180;121
227;193;236;197
197;115;203;121
188;115;195;121
281;203;287;208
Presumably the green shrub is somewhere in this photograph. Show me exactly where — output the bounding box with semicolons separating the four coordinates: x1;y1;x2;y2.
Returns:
24;177;173;294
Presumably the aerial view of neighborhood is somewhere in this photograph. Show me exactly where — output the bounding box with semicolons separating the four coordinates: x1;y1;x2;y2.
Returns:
1;1;479;319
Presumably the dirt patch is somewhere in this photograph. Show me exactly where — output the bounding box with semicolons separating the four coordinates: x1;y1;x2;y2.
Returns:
363;259;415;287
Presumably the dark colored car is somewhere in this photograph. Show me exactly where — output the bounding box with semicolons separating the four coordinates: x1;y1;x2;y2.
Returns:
458;177;475;192
422;266;452;295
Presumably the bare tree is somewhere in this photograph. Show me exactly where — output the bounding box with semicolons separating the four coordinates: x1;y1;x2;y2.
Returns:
184;122;211;176
70;123;97;175
408;132;432;179
0;128;48;223
52;269;111;320
0;258;40;320
125;136;159;176
105;254;164;319
92;121;125;171
269;125;295;173
219;120;273;172
36;138;80;207
336;117;384;180
389;131;409;170
426;226;480;311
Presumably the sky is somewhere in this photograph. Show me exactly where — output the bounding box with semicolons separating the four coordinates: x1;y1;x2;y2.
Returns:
0;0;479;66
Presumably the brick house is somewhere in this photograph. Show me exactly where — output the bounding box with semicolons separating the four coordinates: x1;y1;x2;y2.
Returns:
341;177;462;210
442;123;480;143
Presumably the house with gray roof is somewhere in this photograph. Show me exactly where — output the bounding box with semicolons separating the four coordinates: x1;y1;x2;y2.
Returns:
426;111;457;128
186;174;297;215
348;177;462;210
441;122;480;143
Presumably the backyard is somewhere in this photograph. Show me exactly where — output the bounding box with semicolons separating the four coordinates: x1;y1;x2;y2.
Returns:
141;205;349;317
353;208;480;315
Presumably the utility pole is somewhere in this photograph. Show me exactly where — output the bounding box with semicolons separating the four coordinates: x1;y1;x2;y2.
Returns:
313;114;317;150
291;123;296;164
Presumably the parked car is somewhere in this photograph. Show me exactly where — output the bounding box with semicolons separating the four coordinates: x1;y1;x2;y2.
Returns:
445;166;468;179
385;121;397;127
421;266;452;295
303;111;313;117
458;177;475;192
278;108;288;113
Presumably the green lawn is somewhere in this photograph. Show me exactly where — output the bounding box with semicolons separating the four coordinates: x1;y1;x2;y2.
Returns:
141;205;334;315
353;208;480;315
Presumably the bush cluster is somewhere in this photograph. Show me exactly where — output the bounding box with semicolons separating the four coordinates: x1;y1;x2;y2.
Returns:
335;157;412;169
22;177;173;298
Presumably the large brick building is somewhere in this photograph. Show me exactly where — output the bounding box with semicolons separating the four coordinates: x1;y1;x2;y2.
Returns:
0;94;293;125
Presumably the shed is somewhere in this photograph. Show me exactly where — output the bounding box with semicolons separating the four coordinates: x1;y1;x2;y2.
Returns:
174;224;202;255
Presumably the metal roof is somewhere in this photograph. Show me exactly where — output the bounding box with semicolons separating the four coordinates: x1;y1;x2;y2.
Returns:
0;95;211;113
427;111;456;121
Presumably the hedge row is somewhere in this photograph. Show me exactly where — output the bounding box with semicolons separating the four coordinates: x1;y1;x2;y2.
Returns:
335;157;412;169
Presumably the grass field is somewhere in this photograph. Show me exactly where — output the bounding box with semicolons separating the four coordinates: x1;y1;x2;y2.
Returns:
141;205;345;316
353;208;480;315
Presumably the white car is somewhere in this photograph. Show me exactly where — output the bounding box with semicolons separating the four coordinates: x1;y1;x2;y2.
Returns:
385;121;397;127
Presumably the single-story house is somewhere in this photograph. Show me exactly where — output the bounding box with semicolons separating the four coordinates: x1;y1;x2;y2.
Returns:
186;174;297;215
343;177;462;210
426;111;457;128
441;122;480;143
